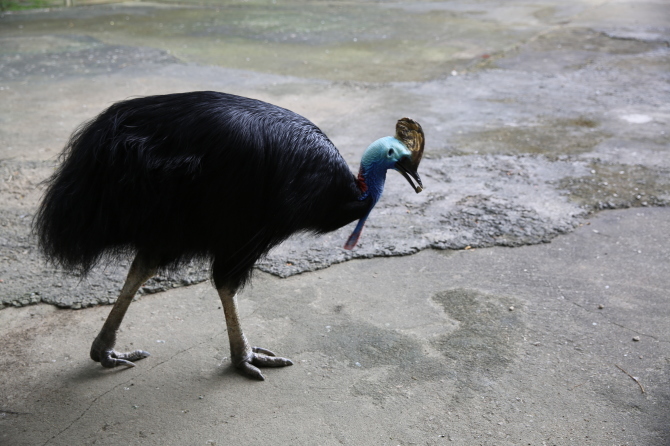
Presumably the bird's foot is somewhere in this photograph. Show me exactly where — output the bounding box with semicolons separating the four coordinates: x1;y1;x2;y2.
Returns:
91;341;150;368
98;349;150;368
234;347;293;381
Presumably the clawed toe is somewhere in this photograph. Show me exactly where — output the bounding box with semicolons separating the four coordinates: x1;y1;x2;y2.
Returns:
237;361;265;380
96;349;151;368
234;347;293;380
251;349;293;368
252;346;276;356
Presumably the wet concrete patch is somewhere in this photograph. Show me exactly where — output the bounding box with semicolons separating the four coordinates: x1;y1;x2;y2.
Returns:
431;289;524;381
232;278;525;403
490;27;666;73
301;317;442;391
452;116;609;156
0;34;178;81
440;194;564;247
559;163;670;211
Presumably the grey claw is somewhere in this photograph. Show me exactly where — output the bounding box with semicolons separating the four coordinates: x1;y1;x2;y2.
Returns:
252;346;276;356
115;359;136;368
98;349;150;368
238;361;265;381
119;350;151;362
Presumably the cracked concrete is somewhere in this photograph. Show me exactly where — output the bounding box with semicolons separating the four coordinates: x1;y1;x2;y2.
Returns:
0;0;669;444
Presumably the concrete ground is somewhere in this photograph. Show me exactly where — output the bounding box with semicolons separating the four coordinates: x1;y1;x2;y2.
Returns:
1;0;669;444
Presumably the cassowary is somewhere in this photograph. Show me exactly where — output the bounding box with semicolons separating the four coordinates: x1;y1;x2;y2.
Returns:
34;91;424;380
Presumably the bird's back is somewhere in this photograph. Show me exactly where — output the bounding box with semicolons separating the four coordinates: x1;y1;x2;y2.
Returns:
35;92;368;284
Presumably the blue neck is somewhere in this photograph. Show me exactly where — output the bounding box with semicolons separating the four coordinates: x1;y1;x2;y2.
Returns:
343;162;387;250
345;136;411;250
358;162;387;204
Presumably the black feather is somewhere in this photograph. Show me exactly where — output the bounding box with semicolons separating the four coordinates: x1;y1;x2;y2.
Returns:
34;91;372;289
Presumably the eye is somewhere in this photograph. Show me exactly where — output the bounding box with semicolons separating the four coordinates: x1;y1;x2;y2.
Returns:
388;148;394;156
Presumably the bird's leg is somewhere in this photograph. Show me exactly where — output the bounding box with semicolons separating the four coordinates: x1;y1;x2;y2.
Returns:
90;253;157;368
217;285;293;380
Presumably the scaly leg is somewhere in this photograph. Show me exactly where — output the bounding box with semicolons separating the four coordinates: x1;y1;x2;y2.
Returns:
90;253;157;368
217;285;293;380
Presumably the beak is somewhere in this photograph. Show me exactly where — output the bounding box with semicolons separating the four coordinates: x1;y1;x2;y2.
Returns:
394;117;425;193
395;156;423;193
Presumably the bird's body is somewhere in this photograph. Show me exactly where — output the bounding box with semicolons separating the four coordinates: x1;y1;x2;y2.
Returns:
36;92;372;288
35;91;424;380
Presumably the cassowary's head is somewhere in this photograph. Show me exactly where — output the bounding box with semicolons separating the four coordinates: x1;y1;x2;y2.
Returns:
359;117;425;194
345;117;425;250
361;136;424;194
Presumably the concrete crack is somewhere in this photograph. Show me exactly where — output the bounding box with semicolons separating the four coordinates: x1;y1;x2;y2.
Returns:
41;375;135;446
0;409;31;416
40;336;220;446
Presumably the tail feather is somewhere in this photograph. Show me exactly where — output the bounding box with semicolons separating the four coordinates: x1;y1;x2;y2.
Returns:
33;119;119;274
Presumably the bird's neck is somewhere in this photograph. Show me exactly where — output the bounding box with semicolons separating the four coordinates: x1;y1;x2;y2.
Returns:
356;163;386;204
343;159;388;250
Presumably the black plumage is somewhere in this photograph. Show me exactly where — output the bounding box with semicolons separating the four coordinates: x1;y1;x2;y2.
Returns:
36;91;370;289
34;91;424;380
